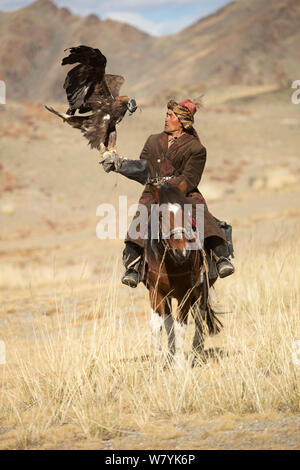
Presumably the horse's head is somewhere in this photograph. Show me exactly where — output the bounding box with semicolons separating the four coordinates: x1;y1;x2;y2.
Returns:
149;179;198;264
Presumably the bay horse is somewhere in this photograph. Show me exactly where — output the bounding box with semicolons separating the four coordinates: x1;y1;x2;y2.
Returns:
143;179;222;367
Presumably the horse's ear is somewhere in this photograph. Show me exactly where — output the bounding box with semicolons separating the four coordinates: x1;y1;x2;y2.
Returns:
149;184;160;202
178;179;187;195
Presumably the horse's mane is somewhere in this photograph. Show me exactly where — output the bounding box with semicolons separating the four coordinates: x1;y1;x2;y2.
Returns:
158;183;188;207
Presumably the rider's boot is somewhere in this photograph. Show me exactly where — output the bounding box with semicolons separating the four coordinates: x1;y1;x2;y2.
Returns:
121;242;143;288
216;256;235;278
211;239;235;278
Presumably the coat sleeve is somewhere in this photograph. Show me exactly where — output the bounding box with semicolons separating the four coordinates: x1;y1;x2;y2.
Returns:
139;136;152;160
171;145;207;194
116;159;149;185
114;136;152;185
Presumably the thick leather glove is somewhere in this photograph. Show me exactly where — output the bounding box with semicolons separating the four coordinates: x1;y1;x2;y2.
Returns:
99;151;121;173
100;151;149;185
117;159;149;185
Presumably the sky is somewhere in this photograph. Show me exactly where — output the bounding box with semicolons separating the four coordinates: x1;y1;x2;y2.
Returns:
0;0;234;36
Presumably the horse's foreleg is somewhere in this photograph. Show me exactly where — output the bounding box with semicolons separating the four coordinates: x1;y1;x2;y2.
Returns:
191;301;205;366
173;302;189;367
149;289;164;360
150;308;164;358
163;298;175;360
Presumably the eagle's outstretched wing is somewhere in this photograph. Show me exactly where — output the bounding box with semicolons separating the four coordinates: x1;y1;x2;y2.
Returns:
62;45;107;113
105;74;125;98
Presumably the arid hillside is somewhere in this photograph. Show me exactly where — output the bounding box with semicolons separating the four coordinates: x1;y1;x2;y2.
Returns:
0;0;299;103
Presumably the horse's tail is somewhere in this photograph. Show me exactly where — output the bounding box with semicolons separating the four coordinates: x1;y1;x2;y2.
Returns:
205;302;223;336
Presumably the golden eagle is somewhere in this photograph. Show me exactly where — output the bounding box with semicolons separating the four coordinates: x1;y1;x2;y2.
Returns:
45;45;137;154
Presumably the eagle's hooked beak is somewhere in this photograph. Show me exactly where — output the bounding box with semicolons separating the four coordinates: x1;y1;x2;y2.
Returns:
127;98;137;115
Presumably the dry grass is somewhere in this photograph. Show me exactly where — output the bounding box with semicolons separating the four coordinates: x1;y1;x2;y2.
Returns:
0;93;299;448
0;226;299;449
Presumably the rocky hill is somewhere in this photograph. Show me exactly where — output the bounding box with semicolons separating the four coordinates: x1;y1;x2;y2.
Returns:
0;0;299;104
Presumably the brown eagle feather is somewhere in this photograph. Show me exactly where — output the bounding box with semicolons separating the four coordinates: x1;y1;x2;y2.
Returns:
45;45;136;152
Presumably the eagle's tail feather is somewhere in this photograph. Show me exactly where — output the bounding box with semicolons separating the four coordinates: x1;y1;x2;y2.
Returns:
62;45;106;68
44;105;89;130
44;105;69;121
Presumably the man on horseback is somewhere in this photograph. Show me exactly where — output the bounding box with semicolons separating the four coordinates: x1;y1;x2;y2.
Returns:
101;99;235;287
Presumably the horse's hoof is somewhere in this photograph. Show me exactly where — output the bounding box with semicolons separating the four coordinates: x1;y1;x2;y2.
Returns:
163;353;175;370
190;352;207;368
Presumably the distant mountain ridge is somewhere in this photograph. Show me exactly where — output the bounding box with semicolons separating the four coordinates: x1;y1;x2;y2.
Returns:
0;0;299;104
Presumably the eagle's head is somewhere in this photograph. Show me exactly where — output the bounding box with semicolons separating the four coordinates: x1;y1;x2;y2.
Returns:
127;98;137;115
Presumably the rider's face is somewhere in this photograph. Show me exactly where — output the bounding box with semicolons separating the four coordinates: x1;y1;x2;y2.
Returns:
164;109;183;134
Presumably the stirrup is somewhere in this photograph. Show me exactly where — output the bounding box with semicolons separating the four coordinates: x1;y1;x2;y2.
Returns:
216;257;235;278
121;268;139;288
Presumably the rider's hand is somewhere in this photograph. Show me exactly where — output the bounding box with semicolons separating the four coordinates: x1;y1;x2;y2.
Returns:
99;151;121;173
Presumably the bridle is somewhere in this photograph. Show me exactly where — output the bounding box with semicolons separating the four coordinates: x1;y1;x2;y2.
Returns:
158;214;196;261
161;226;193;243
147;178;199;259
